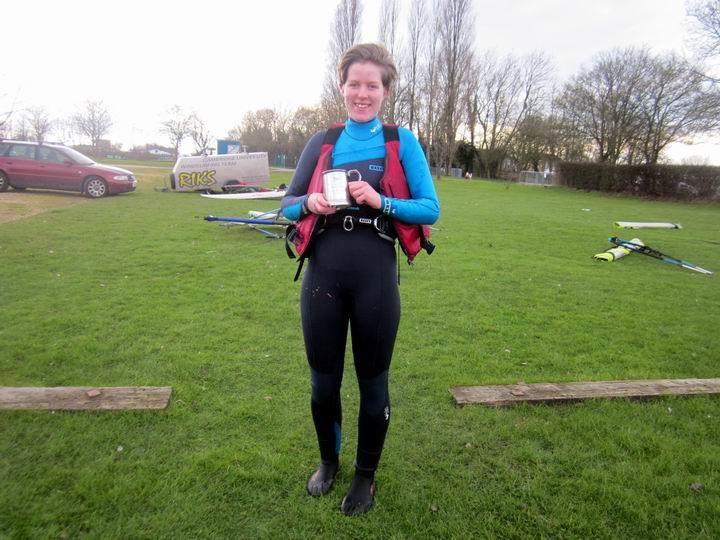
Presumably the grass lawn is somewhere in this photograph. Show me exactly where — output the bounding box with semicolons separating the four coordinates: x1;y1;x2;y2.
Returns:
1;165;719;538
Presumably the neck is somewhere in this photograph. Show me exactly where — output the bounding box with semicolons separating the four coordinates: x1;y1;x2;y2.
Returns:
344;117;382;140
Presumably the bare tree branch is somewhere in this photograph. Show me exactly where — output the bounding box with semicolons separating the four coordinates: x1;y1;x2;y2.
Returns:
470;51;553;177
556;48;648;164
25;106;53;143
688;0;720;59
72;101;112;150
419;16;443;170
435;0;475;175
160;105;191;158
378;0;401;122
320;0;364;124
403;0;427;132
635;52;720;163
189;114;213;156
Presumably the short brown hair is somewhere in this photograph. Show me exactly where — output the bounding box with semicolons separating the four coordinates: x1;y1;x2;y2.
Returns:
337;43;398;90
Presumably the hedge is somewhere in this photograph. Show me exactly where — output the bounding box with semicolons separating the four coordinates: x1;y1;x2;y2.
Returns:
556;162;720;200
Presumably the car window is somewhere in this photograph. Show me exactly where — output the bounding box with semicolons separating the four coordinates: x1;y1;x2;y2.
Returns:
0;142;10;156
60;147;94;165
37;147;66;163
8;144;36;159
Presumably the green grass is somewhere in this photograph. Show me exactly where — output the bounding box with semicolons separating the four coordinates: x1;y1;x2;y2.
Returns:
1;167;719;538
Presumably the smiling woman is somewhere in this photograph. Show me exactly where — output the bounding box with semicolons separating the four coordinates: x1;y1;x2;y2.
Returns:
280;42;439;517
339;62;388;123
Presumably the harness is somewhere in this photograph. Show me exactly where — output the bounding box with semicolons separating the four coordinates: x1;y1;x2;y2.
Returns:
286;124;434;281
320;210;395;243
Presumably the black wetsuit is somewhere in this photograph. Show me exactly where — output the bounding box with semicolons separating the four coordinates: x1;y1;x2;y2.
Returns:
302;198;400;475
281;117;439;481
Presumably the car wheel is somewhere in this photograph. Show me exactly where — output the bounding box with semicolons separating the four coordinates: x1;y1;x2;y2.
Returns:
84;176;108;198
0;172;8;192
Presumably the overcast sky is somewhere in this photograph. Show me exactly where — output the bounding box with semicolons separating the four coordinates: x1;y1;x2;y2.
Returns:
3;0;718;162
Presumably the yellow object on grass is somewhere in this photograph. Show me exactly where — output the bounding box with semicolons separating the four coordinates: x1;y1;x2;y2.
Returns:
594;238;643;261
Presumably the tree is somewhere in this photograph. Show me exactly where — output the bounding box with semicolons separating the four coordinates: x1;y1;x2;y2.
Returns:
0;111;9;137
556;48;647;164
402;0;427;132
0;81;20;138
634;53;720;164
460;56;480;171
287;106;326;164
548;103;590;163
54;118;76;146
320;0;363;124
227;106;325;166
288;106;326;138
161;105;192;158
435;0;475;175
556;47;720;165
471;51;553;177
25;106;53;143
508;114;552;172
188;114;213;155
378;0;401;123
0;97;13;138
73;100;112;150
688;0;720;80
229;108;290;160
418;16;443;170
11;118;30;141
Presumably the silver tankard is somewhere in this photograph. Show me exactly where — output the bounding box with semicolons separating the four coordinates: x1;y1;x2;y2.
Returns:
322;169;362;208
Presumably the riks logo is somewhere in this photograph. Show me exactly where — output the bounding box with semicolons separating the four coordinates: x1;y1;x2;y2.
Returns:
178;170;217;188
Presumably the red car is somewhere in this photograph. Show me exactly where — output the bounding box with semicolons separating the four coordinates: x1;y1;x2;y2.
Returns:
0;140;136;198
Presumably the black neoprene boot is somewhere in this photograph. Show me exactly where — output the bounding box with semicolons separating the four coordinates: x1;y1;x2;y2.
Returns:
340;472;376;515
306;459;339;496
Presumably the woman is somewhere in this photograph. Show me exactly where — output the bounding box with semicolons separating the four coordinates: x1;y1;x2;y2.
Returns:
281;43;439;515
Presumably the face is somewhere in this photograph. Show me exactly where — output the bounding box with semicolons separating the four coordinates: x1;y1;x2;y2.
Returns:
339;61;389;123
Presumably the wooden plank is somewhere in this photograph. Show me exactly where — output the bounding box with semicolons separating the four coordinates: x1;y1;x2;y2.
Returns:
450;378;720;407
0;386;172;410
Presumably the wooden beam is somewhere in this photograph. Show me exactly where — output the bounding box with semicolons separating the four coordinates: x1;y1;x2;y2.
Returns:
0;386;172;410
450;378;720;407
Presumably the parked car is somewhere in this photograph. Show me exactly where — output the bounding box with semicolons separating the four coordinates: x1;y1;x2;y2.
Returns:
0;140;136;198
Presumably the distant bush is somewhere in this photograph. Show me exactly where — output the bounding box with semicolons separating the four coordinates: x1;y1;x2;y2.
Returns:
556;162;720;200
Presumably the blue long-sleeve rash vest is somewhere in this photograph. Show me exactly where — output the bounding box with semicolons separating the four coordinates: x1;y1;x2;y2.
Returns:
280;117;440;225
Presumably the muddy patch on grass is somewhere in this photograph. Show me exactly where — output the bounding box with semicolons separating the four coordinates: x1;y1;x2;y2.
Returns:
0;191;88;224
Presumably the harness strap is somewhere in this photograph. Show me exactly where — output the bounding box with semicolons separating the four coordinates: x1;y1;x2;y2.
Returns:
285;225;297;259
320;213;395;242
293;257;305;281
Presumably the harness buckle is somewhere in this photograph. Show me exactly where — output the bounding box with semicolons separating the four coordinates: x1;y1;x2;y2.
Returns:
343;215;354;232
372;215;388;234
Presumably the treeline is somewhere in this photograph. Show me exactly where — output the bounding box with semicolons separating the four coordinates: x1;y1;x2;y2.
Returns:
230;45;719;177
0;101;112;151
226;107;329;168
231;0;720;178
5;0;719;176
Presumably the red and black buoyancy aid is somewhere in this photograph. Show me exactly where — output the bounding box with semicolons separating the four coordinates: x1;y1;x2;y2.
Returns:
286;124;434;268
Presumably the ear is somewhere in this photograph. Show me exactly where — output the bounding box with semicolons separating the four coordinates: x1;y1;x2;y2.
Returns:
383;87;390;98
